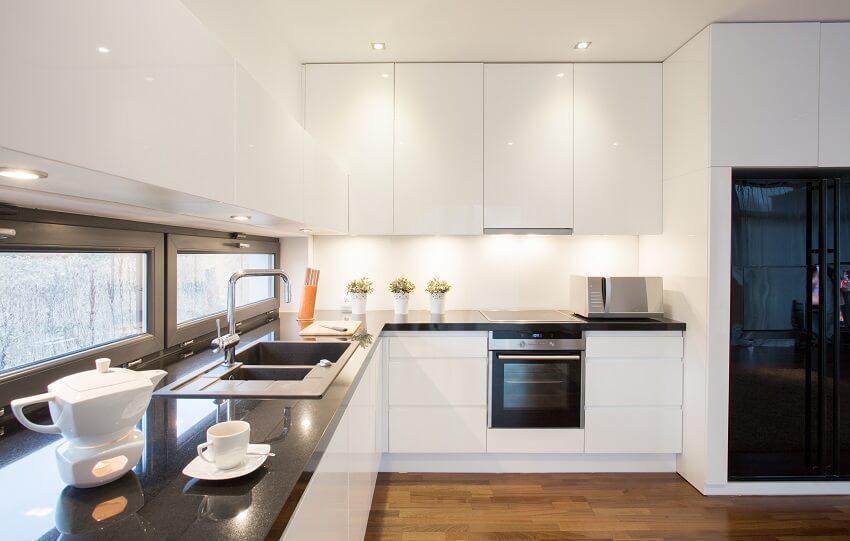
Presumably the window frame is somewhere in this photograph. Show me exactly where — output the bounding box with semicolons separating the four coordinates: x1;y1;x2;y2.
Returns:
0;219;165;406
165;234;281;348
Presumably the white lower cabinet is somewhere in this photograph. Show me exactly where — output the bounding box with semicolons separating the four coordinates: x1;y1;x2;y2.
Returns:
282;342;381;541
385;333;489;454
583;332;684;454
487;429;584;454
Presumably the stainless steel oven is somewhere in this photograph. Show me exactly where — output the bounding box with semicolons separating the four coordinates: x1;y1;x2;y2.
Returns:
488;329;584;428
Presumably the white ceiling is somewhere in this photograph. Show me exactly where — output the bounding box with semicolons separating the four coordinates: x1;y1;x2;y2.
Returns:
275;0;850;63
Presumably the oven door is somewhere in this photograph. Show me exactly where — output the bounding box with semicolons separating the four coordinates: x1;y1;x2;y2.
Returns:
489;351;582;428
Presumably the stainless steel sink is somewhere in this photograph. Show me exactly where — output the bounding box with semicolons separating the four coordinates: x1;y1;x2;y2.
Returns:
154;340;359;399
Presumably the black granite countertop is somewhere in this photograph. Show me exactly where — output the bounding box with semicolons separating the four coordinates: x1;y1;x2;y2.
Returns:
0;310;684;540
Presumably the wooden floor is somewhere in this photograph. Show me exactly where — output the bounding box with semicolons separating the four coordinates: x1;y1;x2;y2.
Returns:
364;473;850;541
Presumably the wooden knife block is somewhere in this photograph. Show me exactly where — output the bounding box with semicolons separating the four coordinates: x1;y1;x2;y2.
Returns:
297;285;317;321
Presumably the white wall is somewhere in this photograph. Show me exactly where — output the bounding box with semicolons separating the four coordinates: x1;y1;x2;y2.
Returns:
291;235;639;312
181;0;304;121
638;27;713;491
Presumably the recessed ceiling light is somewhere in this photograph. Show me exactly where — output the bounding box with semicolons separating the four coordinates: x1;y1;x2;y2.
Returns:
574;41;591;50
230;215;251;221
97;46;110;54
299;228;312;233
556;72;566;78
381;73;390;78
0;167;48;180
371;42;386;51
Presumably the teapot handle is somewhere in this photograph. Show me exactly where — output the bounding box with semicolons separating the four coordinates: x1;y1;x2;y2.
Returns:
10;393;61;434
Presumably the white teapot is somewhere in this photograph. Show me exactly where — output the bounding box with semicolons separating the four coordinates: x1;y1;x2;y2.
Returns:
11;358;167;447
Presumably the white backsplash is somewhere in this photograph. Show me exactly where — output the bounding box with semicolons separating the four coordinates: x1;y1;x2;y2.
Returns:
287;235;639;312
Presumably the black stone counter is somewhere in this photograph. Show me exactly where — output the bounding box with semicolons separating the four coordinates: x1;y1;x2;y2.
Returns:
0;310;684;540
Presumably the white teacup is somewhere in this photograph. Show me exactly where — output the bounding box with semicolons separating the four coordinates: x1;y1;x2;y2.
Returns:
197;420;250;470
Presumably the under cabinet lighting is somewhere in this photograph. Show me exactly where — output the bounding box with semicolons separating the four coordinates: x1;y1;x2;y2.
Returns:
371;42;386;50
299;228;312;233
574;41;591;50
0;167;48;180
381;73;390;78
556;72;565;78
230;215;251;221
97;46;110;54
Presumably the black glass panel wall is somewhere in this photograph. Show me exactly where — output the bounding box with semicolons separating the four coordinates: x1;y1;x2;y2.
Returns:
729;168;850;481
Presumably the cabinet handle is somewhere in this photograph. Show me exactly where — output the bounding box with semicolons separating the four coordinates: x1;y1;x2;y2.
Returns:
496;354;581;361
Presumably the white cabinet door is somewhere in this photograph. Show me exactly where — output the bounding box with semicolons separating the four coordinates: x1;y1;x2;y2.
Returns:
585;407;682;454
573;64;662;234
305;64;394;234
710;23;820;167
389;358;487;406
484;64;574;231
234;65;303;221
394;63;484;235
282;407;349;541
819;23;850;166
0;0;235;203
389;406;487;453
303;132;349;233
585;358;683;406
348;360;375;541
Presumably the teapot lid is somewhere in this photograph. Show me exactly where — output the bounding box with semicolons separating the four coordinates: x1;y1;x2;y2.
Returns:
57;358;148;394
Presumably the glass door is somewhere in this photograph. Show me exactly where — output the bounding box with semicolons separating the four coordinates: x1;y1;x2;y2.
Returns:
729;176;823;479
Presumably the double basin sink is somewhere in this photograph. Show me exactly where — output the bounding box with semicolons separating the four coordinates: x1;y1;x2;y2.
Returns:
155;340;359;399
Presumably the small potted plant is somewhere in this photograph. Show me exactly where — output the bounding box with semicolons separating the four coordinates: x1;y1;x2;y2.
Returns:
346;277;373;315
388;276;416;315
425;277;451;315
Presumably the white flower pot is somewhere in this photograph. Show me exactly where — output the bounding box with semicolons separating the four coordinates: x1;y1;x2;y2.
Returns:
430;292;446;315
393;292;410;315
351;292;368;315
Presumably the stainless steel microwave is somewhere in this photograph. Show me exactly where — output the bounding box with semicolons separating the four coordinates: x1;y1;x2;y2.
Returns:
570;275;664;319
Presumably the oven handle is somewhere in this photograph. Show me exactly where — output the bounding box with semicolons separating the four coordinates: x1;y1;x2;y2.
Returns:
495;354;581;361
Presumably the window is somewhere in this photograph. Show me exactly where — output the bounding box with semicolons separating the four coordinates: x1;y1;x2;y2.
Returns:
166;235;280;347
0;252;147;373
0;220;164;407
176;252;274;324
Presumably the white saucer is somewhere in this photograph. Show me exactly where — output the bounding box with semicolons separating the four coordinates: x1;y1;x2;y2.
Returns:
182;444;271;481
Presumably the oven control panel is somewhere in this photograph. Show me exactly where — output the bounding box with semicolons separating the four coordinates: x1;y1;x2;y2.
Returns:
488;330;584;351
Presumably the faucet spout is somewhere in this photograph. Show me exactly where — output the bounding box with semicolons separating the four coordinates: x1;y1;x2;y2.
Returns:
214;269;292;366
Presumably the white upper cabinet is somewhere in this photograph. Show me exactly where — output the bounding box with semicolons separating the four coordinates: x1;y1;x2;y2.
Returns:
394;63;484;235
0;0;235;203
819;23;850;167
710;23;820;167
305;64;395;234
484;64;574;232
234;65;303;221
573;64;662;235
303;132;349;233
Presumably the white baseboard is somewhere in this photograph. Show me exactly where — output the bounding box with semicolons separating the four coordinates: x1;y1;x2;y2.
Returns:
380;453;677;473
703;481;850;496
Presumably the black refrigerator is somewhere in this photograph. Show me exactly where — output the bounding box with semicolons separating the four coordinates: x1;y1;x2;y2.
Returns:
729;168;850;480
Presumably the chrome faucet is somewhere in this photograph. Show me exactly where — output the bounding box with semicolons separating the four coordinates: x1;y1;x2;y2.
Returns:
212;269;292;366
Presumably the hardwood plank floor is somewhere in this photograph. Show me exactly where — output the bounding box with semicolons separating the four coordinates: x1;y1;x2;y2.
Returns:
364;473;850;541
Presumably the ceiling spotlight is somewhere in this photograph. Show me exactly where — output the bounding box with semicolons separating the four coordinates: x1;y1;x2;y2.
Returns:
556;72;565;78
381;73;390;78
574;41;591;50
299;228;313;233
371;42;386;51
0;167;48;180
97;46;110;54
230;215;251;221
